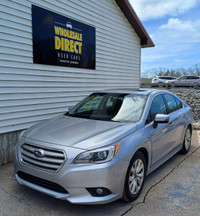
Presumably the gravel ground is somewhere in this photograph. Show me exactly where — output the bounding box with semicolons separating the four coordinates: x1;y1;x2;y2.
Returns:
166;88;200;123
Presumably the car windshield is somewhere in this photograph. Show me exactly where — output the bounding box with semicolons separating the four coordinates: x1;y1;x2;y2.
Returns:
66;93;147;122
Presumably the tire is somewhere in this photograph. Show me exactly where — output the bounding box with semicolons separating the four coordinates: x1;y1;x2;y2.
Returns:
122;151;147;202
180;127;191;154
171;83;175;88
158;83;163;88
194;83;200;89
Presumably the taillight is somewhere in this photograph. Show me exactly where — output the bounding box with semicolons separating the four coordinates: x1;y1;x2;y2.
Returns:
154;78;157;81
190;108;193;112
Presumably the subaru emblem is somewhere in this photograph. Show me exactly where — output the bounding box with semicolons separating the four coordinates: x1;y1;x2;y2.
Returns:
34;149;44;158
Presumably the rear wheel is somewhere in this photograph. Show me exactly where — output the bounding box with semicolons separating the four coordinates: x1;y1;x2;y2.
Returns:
123;151;147;202
158;82;163;87
171;83;175;88
194;83;200;89
180;127;191;154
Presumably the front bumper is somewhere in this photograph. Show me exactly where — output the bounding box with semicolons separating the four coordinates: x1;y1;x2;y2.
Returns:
13;140;129;204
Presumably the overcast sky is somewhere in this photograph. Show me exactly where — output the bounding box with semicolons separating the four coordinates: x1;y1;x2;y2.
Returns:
129;0;200;73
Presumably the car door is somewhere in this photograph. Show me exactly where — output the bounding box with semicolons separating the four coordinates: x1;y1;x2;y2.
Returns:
146;94;174;166
179;76;187;85
189;76;200;85
163;94;185;148
186;76;195;85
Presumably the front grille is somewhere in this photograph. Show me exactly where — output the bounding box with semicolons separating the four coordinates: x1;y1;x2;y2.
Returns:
20;143;65;171
17;171;68;194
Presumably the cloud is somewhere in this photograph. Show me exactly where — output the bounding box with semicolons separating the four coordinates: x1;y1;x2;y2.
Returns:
129;0;199;21
160;18;200;32
141;17;200;71
159;18;200;41
174;59;187;63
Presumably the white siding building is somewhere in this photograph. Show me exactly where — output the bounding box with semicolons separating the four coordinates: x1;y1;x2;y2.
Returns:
0;0;153;164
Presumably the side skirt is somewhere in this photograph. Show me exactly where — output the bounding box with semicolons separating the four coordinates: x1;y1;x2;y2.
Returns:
147;145;182;175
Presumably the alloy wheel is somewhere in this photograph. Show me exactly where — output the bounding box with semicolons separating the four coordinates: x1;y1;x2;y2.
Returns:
128;159;144;195
185;129;191;150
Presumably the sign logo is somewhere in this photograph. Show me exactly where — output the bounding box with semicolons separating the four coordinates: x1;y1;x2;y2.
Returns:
66;21;72;29
32;5;96;69
34;149;45;158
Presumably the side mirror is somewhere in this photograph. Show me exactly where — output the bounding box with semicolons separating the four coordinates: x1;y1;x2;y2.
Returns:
153;114;169;128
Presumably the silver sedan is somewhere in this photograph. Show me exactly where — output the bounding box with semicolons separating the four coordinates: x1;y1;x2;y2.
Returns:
13;89;193;204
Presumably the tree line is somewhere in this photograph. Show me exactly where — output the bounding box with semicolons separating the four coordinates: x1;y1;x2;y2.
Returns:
142;63;200;78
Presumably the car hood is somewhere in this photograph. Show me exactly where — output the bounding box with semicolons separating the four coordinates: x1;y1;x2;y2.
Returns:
23;115;137;150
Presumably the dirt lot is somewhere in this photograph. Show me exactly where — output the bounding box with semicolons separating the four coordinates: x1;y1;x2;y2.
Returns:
0;130;200;216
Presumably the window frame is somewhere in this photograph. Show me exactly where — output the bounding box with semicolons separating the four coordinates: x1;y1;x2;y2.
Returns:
145;93;184;125
163;94;183;114
174;97;183;110
145;94;168;125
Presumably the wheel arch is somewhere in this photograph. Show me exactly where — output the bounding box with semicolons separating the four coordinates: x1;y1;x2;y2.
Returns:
137;147;149;169
187;123;193;135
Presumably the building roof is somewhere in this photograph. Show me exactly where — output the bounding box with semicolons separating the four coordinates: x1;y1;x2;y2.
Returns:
116;0;155;48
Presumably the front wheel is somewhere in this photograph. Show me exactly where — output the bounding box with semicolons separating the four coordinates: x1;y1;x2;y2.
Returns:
180;127;191;154
122;151;147;202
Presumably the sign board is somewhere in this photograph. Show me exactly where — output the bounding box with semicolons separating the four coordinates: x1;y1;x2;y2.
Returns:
32;5;96;69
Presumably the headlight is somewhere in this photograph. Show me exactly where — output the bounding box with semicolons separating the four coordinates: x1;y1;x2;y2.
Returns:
74;142;121;164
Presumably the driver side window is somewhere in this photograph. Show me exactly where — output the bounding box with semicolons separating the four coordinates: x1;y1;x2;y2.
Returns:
180;76;187;80
146;95;167;124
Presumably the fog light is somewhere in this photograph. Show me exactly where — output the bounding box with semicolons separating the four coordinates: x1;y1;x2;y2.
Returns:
87;187;111;197
96;188;103;195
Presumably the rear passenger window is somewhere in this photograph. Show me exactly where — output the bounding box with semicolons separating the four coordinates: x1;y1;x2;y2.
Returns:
147;95;167;123
175;98;183;109
164;94;178;113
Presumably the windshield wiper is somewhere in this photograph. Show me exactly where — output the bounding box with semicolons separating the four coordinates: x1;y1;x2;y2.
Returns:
65;113;122;122
65;113;91;119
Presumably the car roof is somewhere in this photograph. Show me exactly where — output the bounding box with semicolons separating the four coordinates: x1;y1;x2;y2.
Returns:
95;88;177;96
95;88;156;95
157;76;176;78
